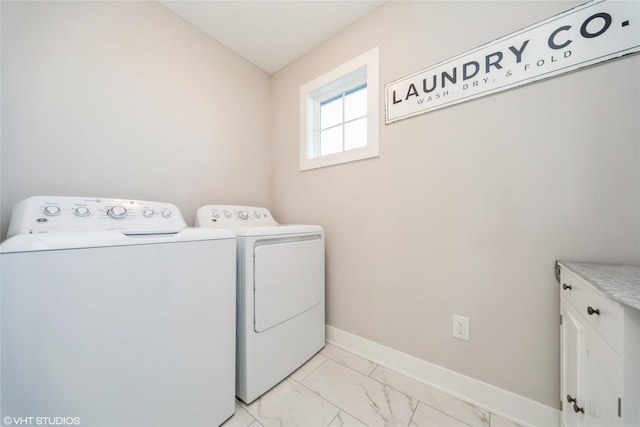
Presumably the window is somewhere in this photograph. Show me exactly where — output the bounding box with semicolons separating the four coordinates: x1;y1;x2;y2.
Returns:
319;84;367;156
299;47;379;171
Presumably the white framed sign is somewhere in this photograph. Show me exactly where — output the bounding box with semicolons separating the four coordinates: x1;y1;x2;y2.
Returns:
385;0;640;124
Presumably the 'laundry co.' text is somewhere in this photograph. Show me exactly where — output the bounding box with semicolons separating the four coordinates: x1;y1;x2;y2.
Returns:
384;0;640;124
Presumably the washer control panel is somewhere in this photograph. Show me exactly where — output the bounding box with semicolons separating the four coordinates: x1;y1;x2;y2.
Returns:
6;196;187;237
195;205;277;227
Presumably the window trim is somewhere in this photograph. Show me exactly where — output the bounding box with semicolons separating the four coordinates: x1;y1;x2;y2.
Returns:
299;47;379;171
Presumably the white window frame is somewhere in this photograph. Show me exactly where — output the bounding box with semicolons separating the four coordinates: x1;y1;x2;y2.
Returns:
299;47;379;171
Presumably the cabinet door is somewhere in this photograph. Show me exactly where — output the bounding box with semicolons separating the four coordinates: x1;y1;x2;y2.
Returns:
584;326;622;427
562;298;585;427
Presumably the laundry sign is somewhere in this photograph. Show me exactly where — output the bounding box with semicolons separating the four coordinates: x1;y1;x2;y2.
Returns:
385;0;640;124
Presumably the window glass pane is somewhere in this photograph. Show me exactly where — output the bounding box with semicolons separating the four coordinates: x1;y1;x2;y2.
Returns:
344;86;367;121
344;117;367;151
320;126;343;156
300;46;378;171
320;97;343;130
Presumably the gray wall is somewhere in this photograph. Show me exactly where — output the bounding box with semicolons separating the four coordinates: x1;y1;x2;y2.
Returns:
270;1;640;408
1;1;271;236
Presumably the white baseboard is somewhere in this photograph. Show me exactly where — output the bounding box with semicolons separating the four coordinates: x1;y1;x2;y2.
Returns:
326;325;560;427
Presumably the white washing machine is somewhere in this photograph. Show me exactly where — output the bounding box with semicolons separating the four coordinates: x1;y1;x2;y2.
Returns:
1;196;237;427
195;205;325;403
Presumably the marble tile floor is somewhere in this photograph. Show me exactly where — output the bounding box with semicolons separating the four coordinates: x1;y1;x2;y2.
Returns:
222;343;525;427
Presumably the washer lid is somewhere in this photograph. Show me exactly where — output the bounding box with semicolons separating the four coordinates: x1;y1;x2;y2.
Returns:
0;228;235;254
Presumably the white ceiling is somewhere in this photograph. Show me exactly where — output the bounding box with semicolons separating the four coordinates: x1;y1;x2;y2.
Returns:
159;1;385;74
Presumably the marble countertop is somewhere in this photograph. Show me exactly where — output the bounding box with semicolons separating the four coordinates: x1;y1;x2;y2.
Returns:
558;261;640;311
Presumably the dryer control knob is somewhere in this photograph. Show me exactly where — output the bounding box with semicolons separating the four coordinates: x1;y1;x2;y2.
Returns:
43;205;61;216
223;210;232;218
160;209;172;218
74;207;90;217
238;210;249;220
108;206;127;219
212;210;220;219
253;211;261;219
143;209;155;218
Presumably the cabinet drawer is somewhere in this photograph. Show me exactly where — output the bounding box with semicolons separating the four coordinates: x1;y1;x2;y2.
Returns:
561;269;623;355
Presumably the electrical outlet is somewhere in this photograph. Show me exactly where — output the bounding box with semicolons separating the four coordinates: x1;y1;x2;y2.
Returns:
452;315;469;341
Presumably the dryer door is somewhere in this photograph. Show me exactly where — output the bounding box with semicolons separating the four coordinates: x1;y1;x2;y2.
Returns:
253;237;324;333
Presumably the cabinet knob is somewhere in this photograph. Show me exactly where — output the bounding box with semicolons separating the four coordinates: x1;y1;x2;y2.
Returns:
567;395;584;413
562;283;572;290
587;306;600;316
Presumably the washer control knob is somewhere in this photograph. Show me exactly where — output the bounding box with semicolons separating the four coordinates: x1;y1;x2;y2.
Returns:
143;209;155;218
108;206;127;219
43;205;61;216
238;210;249;220
212;210;220;219
160;209;172;218
253;211;261;219
223;210;232;219
74;207;90;217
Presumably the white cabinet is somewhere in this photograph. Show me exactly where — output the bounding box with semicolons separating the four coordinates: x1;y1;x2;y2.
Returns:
559;264;640;427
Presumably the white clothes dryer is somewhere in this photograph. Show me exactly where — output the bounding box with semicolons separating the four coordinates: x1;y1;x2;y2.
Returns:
1;196;237;427
195;205;325;403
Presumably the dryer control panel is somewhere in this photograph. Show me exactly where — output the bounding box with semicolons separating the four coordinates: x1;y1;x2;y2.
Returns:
195;205;277;227
7;196;187;237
